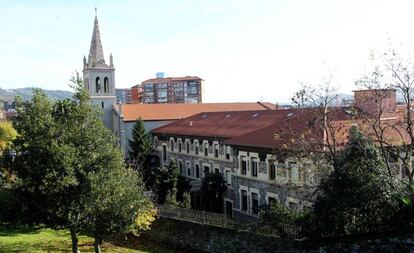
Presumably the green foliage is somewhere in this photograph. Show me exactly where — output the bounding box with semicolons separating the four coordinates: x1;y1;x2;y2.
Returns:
82;166;153;244
312;126;400;237
11;76;153;252
201;173;227;213
129;118;152;163
259;202;301;237
179;192;191;209
147;160;191;205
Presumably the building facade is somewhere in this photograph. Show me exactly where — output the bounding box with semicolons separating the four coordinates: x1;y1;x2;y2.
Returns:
130;84;142;104
151;89;406;218
141;76;203;104
116;88;132;104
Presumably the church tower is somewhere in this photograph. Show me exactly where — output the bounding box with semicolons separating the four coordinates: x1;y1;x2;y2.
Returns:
83;9;116;130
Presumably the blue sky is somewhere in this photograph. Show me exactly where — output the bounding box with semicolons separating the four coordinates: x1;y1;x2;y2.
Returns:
1;0;414;103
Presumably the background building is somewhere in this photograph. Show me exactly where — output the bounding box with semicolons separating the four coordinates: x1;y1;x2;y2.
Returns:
140;75;203;104
130;84;142;104
116;88;132;104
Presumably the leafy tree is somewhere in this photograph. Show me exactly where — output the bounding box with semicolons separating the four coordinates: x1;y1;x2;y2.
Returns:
0;121;18;186
11;76;153;253
312;126;400;237
201;173;227;213
82;165;152;253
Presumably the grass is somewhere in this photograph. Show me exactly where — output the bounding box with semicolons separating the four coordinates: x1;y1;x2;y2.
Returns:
0;224;180;253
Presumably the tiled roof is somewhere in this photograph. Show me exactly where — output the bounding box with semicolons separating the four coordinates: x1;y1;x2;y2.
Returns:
117;102;277;122
152;109;346;141
142;76;203;84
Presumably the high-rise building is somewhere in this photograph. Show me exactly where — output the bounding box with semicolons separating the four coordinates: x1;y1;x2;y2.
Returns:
116;88;132;104
82;10;116;130
140;76;203;104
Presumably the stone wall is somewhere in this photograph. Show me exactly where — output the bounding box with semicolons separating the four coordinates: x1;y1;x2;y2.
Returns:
143;217;414;253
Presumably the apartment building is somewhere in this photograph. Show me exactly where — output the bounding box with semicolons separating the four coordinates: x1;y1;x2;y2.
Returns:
115;88;132;104
151;89;406;218
140;76;203;104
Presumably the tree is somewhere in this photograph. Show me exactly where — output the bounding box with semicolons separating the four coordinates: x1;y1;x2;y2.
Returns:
12;75;153;253
356;47;414;183
128;118;153;169
201;173;227;213
82;165;152;253
0;121;18;186
312;126;400;237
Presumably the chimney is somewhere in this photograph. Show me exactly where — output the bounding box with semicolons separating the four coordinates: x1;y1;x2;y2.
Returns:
353;89;397;118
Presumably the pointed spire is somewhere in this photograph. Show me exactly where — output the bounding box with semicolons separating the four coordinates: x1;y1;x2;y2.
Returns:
88;8;106;67
110;53;114;67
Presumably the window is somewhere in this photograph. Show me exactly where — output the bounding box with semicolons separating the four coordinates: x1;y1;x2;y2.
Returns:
178;142;182;152
95;77;100;93
214;144;219;158
154;138;158;149
241;157;247;175
289;162;298;182
204;144;208;156
277;159;287;177
225;146;230;160
269;160;276;180
170;140;174;151
162;145;166;162
225;170;232;185
241;190;248;212
104;77;109;93
179;161;183;174
251;193;259;215
268;197;277;206
289;201;299;210
203;166;210;176
195;164;200;178
214;168;220;174
187;162;191;177
186;142;190;154
251;158;258;177
101;101;104;109
195;145;199;155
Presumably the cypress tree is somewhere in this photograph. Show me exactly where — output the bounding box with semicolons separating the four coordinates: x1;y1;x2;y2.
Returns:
128;117;153;163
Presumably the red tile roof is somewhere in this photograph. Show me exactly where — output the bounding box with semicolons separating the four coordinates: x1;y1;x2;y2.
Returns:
151;107;358;150
116;102;277;122
142;76;203;84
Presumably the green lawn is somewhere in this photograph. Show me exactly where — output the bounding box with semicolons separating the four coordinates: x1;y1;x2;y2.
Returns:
0;225;178;253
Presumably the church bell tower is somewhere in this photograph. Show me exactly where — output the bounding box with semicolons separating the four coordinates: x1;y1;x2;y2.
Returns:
83;8;116;130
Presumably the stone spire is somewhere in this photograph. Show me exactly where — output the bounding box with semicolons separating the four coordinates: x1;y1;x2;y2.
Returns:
88;8;106;67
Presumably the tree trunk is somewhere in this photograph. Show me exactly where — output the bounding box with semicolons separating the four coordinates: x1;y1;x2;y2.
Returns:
70;229;80;253
94;237;102;253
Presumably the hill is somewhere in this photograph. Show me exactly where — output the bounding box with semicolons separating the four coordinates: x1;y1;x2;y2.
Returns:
0;87;73;101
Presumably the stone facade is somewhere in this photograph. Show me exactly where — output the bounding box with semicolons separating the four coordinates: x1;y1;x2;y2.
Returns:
152;133;317;217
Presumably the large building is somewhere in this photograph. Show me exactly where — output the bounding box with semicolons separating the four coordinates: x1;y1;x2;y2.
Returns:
151;89;405;218
112;102;277;156
141;76;203;104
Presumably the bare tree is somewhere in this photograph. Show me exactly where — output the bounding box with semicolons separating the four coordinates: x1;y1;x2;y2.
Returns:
357;47;414;184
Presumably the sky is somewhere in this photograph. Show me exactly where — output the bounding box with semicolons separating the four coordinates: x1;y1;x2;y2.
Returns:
1;0;414;103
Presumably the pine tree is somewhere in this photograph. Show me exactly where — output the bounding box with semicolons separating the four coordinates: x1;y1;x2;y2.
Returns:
128;117;153;166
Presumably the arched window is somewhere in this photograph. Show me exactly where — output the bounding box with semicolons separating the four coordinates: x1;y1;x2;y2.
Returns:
95;77;101;93
104;77;109;93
